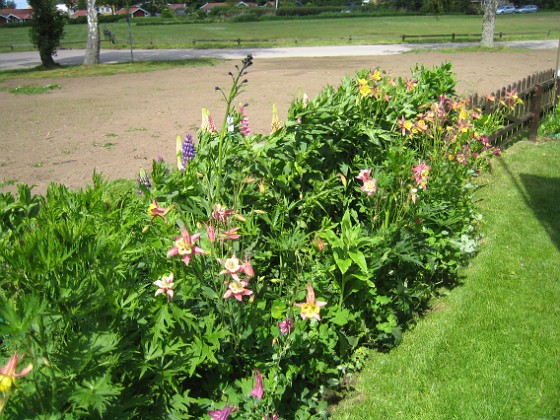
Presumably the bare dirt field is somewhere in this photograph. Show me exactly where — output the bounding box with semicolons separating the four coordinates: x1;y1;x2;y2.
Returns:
1;49;558;195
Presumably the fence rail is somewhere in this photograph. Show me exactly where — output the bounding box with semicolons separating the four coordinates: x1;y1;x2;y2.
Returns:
469;69;560;144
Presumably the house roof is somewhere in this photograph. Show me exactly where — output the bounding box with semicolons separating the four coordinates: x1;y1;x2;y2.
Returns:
71;9;88;17
167;3;187;10
0;8;33;20
115;6;149;15
199;1;261;9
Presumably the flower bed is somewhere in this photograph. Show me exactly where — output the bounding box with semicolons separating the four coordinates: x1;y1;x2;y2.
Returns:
0;56;516;418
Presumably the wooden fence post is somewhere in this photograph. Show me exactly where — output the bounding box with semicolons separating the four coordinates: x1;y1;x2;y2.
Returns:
529;84;543;141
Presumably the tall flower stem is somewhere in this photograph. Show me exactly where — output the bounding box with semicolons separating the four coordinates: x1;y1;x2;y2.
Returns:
213;55;253;203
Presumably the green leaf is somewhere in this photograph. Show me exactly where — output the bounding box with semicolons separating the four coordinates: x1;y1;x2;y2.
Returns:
330;308;351;326
271;300;287;319
333;251;352;275
348;250;368;274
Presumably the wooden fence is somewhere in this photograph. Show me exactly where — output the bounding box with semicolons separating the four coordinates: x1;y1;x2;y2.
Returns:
469;68;560;144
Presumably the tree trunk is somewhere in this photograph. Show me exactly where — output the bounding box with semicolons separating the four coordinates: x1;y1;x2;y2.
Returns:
39;48;58;68
84;0;100;65
481;0;498;48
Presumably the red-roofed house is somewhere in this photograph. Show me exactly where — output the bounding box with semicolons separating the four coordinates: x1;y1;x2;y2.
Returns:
115;6;150;18
0;8;33;24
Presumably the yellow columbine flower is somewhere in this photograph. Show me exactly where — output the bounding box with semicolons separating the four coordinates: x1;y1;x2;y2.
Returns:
295;284;327;321
0;353;32;393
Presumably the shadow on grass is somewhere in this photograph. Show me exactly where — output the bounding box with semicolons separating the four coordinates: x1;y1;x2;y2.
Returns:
497;154;560;251
519;173;560;252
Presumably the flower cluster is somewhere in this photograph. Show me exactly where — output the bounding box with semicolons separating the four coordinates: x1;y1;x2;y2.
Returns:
356;169;377;196
177;133;196;171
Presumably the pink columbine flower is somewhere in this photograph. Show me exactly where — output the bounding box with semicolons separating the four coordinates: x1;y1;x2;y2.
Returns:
278;318;294;335
412;161;431;190
148;199;170;223
295;284;327;321
356;169;378;196
209;404;237;420
204;221;216;243
154;273;174;300
218;227;241;242
212;204;235;225
250;369;264;399
0;352;33;393
167;229;206;265
219;255;254;281
223;279;253;302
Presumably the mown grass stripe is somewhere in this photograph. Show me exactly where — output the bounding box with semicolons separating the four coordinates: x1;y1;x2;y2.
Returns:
331;140;560;419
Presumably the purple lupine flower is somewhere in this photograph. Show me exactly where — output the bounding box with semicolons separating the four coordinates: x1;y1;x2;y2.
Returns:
180;133;196;171
137;168;152;194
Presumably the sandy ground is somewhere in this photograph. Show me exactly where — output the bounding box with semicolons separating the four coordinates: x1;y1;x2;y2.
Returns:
1;49;558;195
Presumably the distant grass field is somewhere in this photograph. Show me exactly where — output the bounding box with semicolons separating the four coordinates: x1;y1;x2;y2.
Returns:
1;12;559;51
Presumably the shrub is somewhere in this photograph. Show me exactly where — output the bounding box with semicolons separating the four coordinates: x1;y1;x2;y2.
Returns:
0;57;513;418
538;97;560;138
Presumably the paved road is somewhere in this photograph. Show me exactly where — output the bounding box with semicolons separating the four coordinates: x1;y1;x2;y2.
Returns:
0;40;558;70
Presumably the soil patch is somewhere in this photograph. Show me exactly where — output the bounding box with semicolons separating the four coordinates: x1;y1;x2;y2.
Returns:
1;49;557;195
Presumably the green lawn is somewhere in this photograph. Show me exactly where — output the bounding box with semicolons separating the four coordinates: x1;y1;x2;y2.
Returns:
331;139;560;419
1;12;559;50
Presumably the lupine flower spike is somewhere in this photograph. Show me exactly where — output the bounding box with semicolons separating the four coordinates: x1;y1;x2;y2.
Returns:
270;104;283;134
201;108;217;133
137;168;152;193
238;104;251;136
176;133;196;171
295;284;327;321
0;352;33;393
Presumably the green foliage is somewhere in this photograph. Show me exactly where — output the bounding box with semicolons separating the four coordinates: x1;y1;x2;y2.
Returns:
0;57;511;417
538;97;560;138
1;83;61;95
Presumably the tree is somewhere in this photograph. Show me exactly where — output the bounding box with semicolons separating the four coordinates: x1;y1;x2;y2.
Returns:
481;0;498;47
28;0;65;68
0;0;15;8
84;0;100;65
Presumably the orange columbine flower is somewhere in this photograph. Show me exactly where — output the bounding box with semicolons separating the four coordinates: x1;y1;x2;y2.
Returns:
295;284;327;321
167;229;206;265
0;352;33;393
398;116;414;136
404;79;417;92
